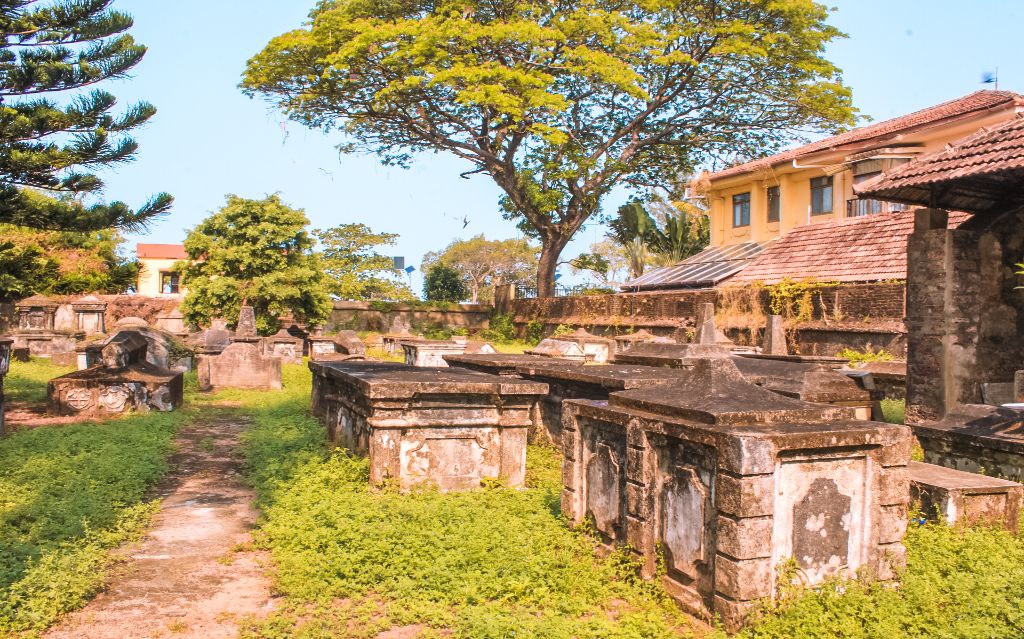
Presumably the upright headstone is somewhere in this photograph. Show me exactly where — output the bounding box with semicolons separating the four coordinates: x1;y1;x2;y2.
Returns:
763;314;788;355
72;295;107;335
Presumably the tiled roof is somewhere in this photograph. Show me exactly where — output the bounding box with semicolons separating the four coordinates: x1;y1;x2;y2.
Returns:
622;241;769;291
709;91;1024;181
725;210;972;285
856;115;1024;213
136;243;187;260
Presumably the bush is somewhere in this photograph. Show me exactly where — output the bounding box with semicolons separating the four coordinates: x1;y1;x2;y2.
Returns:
525;319;546;345
837;347;895;365
480;313;516;343
423;264;468;302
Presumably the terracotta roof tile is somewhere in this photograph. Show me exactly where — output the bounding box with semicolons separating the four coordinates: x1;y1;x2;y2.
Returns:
136;243;187;260
724;210;971;285
709;91;1024;181
857;115;1024;212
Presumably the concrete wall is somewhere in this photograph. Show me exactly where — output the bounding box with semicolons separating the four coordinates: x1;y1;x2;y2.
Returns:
327;300;492;334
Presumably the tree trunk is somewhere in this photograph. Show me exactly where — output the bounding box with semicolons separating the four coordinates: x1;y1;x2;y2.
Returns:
536;237;568;298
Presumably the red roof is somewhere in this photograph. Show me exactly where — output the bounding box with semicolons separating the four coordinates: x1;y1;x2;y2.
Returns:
724;210;972;285
709;91;1024;181
136;243;187;260
857;115;1024;212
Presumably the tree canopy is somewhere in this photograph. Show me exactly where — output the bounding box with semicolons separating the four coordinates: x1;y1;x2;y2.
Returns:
423;263;468;303
422;234;537;303
315;223;414;301
179;194;331;334
243;0;853;296
0;223;138;299
0;0;171;232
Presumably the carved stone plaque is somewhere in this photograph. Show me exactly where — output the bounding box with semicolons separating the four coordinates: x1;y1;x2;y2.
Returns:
66;388;93;411
98;385;131;412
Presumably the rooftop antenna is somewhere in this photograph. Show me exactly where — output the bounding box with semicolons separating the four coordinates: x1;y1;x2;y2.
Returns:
982;68;999;90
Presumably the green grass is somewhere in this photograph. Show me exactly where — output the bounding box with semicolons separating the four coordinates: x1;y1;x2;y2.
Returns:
489;340;530;354
3;359;75;404
881;398;906;424
229;365;692;638
0;359;190;636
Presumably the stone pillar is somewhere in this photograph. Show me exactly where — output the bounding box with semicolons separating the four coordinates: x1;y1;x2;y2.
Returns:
695;302;717;345
234;305;259;343
763;315;787;355
0;337;11;437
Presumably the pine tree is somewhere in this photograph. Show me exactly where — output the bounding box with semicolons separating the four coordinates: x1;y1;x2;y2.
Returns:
0;0;171;231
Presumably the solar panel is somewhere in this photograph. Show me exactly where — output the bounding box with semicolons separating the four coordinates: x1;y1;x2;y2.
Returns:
621;241;771;291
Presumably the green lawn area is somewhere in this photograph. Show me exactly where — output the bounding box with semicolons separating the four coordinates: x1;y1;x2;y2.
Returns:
0;359;190;637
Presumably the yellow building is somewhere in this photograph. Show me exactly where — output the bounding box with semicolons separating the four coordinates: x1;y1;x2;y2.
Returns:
703;90;1024;248
136;243;187;297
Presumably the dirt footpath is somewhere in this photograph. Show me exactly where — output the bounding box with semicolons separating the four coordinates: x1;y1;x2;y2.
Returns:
45;413;276;639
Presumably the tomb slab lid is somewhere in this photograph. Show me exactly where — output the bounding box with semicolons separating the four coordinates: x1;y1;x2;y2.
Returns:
443;353;583;367
516;363;693;390
913;404;1024;450
908;461;1022;491
311;360;548;398
608;358;855;425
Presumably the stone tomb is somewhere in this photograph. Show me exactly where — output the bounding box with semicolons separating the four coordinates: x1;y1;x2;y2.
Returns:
309;361;547;491
85;322;193;373
911;404;1024;482
263;329;304;365
154;308;188;336
401;339;496;367
443;353;583;377
11;295;80;362
309;330;367;361
909;461;1022;532
72;295;107;335
0;337;11;436
516;363;697;444
561;358;911;630
48;331;184;417
612;329;673;355
197;341;282;391
524;338;588;362
553;329;616;364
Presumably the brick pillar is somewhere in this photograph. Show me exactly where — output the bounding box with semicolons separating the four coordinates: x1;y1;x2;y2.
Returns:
905;208;985;423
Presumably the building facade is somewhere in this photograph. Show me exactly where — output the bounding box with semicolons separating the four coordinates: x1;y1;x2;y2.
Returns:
703;91;1023;248
136;243;187;297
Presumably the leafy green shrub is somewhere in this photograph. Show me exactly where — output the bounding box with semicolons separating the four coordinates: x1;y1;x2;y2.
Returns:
480;313;516;343
551;323;575;337
525;319;545;345
837;347;895;365
881;398;906;425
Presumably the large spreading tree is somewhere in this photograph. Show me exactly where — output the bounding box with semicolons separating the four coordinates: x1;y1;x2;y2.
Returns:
0;0;171;232
422;235;537;303
179;194;332;334
315;223;414;300
243;0;854;296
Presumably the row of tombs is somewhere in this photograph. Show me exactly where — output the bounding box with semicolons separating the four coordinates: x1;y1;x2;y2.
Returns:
306;304;1023;631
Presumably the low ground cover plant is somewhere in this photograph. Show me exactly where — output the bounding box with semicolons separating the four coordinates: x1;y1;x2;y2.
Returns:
0;360;188;636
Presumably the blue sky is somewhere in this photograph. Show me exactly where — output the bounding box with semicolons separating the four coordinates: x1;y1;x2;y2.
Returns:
100;0;1020;292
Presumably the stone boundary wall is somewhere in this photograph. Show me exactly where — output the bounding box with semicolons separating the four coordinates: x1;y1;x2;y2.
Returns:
506;282;908;357
0;295;182;334
327;300;492;334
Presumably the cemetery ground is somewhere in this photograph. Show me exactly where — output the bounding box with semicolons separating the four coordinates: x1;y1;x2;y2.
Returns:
1;361;1023;639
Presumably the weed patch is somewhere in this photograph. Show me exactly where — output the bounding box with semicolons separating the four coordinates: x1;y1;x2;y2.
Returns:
0;361;188;635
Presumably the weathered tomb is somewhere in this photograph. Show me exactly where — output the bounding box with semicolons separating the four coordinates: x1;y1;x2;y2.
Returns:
381;328;417;354
154;308;188;335
86;322;192;373
197;341;282;391
442;352;583;377
561;358;911;630
10;295;80;362
0;337;11;436
72;295;107;335
187;318;233;356
401;339;497;367
909;461;1022;532
309;360;547;490
612;329;673;355
263;329;304;365
551;329;616;364
911;404;1024;482
48;330;184;417
524;338;588;362
842;360;907;400
516;363;696;444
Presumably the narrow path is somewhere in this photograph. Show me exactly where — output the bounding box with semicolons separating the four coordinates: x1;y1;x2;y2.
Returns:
45;412;276;639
